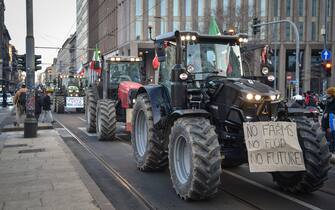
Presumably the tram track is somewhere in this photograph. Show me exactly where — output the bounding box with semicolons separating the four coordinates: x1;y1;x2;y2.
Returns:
56;120;157;210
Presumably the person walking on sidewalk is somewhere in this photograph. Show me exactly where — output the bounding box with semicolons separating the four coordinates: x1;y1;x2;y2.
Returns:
2;88;7;107
40;90;55;123
35;88;43;121
322;87;335;153
13;84;27;127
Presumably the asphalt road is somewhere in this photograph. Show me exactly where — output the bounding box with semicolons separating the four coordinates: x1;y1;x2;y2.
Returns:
53;112;335;210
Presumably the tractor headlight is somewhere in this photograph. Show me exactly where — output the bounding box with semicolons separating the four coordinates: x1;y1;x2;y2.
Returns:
270;95;276;100
186;35;191;41
179;73;188;80
132;99;136;104
191;35;197;41
276;94;280;100
255;95;262;101
181;36;186;41
246;93;254;100
261;66;269;75
75;94;79;97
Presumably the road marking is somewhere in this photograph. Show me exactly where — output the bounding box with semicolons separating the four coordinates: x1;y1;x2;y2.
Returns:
221;169;323;210
78;117;86;122
78;127;97;137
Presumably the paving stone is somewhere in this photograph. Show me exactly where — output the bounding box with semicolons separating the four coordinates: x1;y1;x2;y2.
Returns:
3;198;41;210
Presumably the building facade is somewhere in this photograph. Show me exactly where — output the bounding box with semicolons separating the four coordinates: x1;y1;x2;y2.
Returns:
74;0;335;96
76;0;89;70
56;33;77;75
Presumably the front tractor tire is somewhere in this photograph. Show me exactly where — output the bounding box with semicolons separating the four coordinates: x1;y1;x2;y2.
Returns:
169;117;221;200
272;116;331;193
96;99;116;141
55;96;65;113
85;89;97;133
131;94;168;171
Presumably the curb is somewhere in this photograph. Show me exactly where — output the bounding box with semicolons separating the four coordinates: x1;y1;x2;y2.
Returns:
331;154;335;164
1;123;53;132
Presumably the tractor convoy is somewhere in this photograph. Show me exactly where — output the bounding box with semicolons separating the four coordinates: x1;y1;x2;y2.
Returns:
83;30;331;201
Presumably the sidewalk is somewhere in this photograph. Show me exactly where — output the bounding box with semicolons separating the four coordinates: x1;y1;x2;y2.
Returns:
0;129;114;210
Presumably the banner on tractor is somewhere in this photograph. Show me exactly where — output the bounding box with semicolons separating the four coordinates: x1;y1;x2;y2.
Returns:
243;121;306;172
66;97;84;108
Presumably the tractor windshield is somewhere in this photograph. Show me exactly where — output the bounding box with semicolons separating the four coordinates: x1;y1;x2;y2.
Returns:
109;63;141;83
186;43;243;79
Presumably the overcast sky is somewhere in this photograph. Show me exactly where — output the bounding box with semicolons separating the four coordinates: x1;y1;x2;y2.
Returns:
4;0;76;72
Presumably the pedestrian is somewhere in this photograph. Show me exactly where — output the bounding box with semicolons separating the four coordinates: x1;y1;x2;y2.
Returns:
40;90;55;123
2;88;7;107
322;87;335;153
13;84;27;127
35;89;43;121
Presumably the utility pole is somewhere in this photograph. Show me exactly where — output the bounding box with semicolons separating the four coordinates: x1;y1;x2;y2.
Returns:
321;0;328;91
24;0;37;138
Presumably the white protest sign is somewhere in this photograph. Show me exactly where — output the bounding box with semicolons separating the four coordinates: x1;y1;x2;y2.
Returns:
243;121;306;173
66;97;84;108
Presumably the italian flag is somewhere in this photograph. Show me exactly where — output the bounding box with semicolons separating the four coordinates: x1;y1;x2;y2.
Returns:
89;45;102;75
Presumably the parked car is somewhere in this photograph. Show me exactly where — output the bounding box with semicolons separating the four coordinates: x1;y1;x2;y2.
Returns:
0;93;14;105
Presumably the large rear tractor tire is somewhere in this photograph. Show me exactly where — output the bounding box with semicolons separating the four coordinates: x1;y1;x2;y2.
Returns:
96;99;116;141
131;94;168;171
272;116;331;193
55;96;65;113
169;117;221;200
85;89;97;133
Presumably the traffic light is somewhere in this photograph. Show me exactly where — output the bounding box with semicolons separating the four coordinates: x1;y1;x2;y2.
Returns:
252;17;261;35
35;55;42;71
17;54;26;71
324;61;332;77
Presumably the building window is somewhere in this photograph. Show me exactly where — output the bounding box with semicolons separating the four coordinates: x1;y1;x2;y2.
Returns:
327;0;332;16
173;0;179;16
135;20;142;40
161;21;167;34
286;0;291;17
298;22;304;40
248;0;253;17
259;0;266;17
285;23;291;41
298;0;304;16
222;0;229;16
148;0;155;16
136;0;142;16
185;21;192;30
161;0;167;16
273;0;279;17
236;0;241;16
173;21;180;30
185;0;192;16
311;22;316;41
211;0;217;16
311;0;318;17
198;0;204;16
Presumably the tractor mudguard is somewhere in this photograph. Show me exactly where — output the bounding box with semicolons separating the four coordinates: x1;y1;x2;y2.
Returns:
167;109;210;127
137;85;172;125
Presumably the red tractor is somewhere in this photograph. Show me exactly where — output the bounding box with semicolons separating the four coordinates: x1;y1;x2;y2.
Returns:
85;56;143;140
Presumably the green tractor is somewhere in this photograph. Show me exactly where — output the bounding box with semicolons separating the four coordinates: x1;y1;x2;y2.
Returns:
130;30;331;200
54;73;85;113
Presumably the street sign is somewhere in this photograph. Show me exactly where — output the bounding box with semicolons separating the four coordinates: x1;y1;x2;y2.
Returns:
321;49;332;61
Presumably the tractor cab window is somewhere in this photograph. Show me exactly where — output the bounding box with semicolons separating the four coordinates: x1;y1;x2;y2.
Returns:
186;43;243;79
109;63;141;84
158;44;176;92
